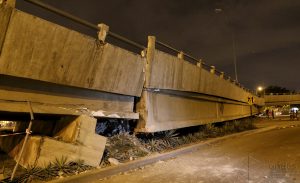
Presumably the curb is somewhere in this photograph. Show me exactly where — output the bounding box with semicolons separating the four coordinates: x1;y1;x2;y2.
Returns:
49;126;277;183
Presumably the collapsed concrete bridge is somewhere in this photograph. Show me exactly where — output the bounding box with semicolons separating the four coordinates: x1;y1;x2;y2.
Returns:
0;1;264;168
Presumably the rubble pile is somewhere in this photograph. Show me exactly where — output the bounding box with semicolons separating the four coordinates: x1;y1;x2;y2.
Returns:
102;118;257;166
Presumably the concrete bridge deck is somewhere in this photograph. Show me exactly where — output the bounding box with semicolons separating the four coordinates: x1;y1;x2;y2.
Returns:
265;94;300;106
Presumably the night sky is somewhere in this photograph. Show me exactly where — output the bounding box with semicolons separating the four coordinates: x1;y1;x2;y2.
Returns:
16;0;300;91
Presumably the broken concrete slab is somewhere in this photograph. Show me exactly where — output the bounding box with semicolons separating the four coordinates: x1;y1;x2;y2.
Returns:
0;135;106;168
52;115;106;150
37;137;105;167
0;115;107;168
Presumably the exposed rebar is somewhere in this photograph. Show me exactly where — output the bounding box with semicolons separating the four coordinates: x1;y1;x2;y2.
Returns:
10;101;34;181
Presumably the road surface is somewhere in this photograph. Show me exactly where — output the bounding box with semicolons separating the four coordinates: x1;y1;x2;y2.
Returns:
97;120;300;183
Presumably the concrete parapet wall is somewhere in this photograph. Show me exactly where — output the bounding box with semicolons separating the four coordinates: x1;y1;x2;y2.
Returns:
147;49;263;105
265;94;300;105
0;5;12;53
0;7;145;97
137;36;263;132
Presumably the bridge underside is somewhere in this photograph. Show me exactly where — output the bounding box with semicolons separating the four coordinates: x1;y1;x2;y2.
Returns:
0;75;138;119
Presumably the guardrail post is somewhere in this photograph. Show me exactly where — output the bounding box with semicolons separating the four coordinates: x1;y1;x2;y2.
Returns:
220;72;224;78
97;23;109;43
145;36;156;87
197;59;202;68
0;0;15;7
177;51;184;60
210;66;215;74
227;76;231;82
141;49;146;58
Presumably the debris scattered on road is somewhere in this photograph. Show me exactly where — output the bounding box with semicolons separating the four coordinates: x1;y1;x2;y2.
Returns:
101;118;257;167
108;158;121;166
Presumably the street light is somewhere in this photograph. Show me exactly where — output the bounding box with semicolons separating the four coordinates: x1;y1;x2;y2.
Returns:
215;8;238;82
256;86;265;97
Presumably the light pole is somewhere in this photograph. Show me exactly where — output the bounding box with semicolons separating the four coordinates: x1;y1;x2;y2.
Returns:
215;8;238;82
256;86;265;97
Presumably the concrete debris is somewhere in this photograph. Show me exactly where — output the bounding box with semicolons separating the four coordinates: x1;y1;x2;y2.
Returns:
103;133;150;166
95;119;131;137
0;115;106;168
108;158;121;166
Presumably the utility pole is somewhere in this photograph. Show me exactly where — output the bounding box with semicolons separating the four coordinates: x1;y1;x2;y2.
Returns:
215;8;238;82
232;30;238;82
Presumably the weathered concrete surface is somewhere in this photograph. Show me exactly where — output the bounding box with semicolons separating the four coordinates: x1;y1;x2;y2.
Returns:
53;115;106;151
0;136;105;168
37;137;105;167
0;8;145;97
0;6;265;134
0;135;40;168
136;91;258;132
0;5;141;118
0;86;138;119
265;94;300;105
98;120;300;183
0;115;107;168
0;5;12;53
146;49;263;105
136;37;264;132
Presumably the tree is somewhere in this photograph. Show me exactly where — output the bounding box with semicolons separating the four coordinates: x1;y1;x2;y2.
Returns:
264;85;291;94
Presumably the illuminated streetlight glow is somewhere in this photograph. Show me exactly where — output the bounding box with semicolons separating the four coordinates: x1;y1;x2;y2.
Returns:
257;86;263;91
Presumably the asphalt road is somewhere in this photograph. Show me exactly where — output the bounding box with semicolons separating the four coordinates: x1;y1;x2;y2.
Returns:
97;120;300;183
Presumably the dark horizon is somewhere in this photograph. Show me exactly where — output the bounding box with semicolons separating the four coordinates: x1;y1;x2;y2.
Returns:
16;0;300;91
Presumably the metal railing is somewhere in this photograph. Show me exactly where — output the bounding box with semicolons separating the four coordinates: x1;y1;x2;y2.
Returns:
23;0;145;50
156;39;250;87
156;39;260;95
